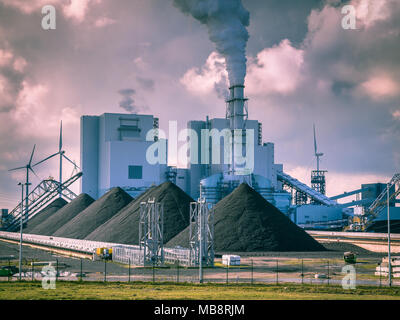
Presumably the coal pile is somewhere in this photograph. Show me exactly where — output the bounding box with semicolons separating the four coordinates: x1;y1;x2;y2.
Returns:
24;198;67;234
167;183;325;252
85;182;194;245
366;220;400;234
53;187;133;239
28;193;95;236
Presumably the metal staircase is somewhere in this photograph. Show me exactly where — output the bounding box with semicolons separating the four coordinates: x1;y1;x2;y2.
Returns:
5;172;82;231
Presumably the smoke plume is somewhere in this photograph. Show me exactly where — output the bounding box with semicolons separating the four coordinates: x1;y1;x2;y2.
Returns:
173;0;250;87
118;88;137;113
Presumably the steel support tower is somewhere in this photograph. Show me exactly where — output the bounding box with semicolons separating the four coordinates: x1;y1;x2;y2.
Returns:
139;199;164;266
189;198;214;267
311;170;328;196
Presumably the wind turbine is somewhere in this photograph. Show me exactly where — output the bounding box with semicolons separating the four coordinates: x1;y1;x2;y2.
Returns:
8;145;38;223
33;121;80;197
313;124;324;171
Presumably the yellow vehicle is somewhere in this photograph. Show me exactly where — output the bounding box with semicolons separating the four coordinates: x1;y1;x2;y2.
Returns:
95;248;112;260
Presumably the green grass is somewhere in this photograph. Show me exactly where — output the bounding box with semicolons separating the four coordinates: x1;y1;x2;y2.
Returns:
1;281;400;300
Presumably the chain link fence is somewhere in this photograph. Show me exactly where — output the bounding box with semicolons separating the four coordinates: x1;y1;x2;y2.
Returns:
1;254;397;288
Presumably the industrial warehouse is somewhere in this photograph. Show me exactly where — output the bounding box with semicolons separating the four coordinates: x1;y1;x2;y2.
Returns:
0;0;400;303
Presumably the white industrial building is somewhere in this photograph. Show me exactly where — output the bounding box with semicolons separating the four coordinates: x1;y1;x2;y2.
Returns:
80;113;168;199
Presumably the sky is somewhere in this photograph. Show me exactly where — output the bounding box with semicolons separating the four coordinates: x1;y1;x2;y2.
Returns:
0;0;399;209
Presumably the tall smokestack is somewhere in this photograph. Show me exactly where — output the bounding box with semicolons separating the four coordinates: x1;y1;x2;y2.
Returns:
173;0;250;176
227;84;246;130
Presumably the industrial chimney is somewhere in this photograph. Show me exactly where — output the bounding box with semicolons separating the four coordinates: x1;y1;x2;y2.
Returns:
226;85;248;175
227;85;247;131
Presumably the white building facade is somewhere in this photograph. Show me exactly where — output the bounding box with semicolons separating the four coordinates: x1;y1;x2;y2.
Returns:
80;113;168;199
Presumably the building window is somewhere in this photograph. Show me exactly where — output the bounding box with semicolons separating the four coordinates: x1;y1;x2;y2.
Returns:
128;166;142;179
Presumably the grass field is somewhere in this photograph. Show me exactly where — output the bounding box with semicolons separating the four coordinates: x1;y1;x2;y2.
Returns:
1;281;400;300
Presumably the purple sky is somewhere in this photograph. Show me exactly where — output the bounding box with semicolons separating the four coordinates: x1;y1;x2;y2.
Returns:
0;0;399;209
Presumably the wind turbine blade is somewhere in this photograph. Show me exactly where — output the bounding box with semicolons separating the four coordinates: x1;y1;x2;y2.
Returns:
59;120;63;152
63;154;80;169
8;166;26;172
29;167;40;181
33;151;60;167
313;124;317;155
28;144;36;166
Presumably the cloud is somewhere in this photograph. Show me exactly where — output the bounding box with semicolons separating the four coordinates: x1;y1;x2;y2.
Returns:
0;49;13;67
0;0;57;14
0;0;102;23
354;0;392;29
94;16;116;28
180;39;304;98
180;51;228;98
358;73;400;100
63;0;92;22
246;39;304;96
136;76;155;91
12;57;27;72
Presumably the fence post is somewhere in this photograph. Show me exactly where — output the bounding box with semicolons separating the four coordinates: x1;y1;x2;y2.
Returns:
276;260;279;285
8;259;10;282
251;259;253;285
152;261;155;283
80;259;83;282
226;264;229;284
104;259;107;282
177;260;180;283
128;258;131;283
56;259;58;282
301;259;304;285
379;263;382;287
31;260;34;282
327;260;330;286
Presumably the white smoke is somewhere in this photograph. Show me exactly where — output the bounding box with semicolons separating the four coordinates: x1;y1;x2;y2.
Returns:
173;0;250;87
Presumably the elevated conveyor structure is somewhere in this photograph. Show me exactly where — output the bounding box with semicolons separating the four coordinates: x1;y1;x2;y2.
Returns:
277;171;337;206
363;173;400;229
5;173;82;231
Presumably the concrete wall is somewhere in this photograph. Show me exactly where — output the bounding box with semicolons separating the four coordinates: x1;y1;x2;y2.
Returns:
294;205;344;224
80;116;99;199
